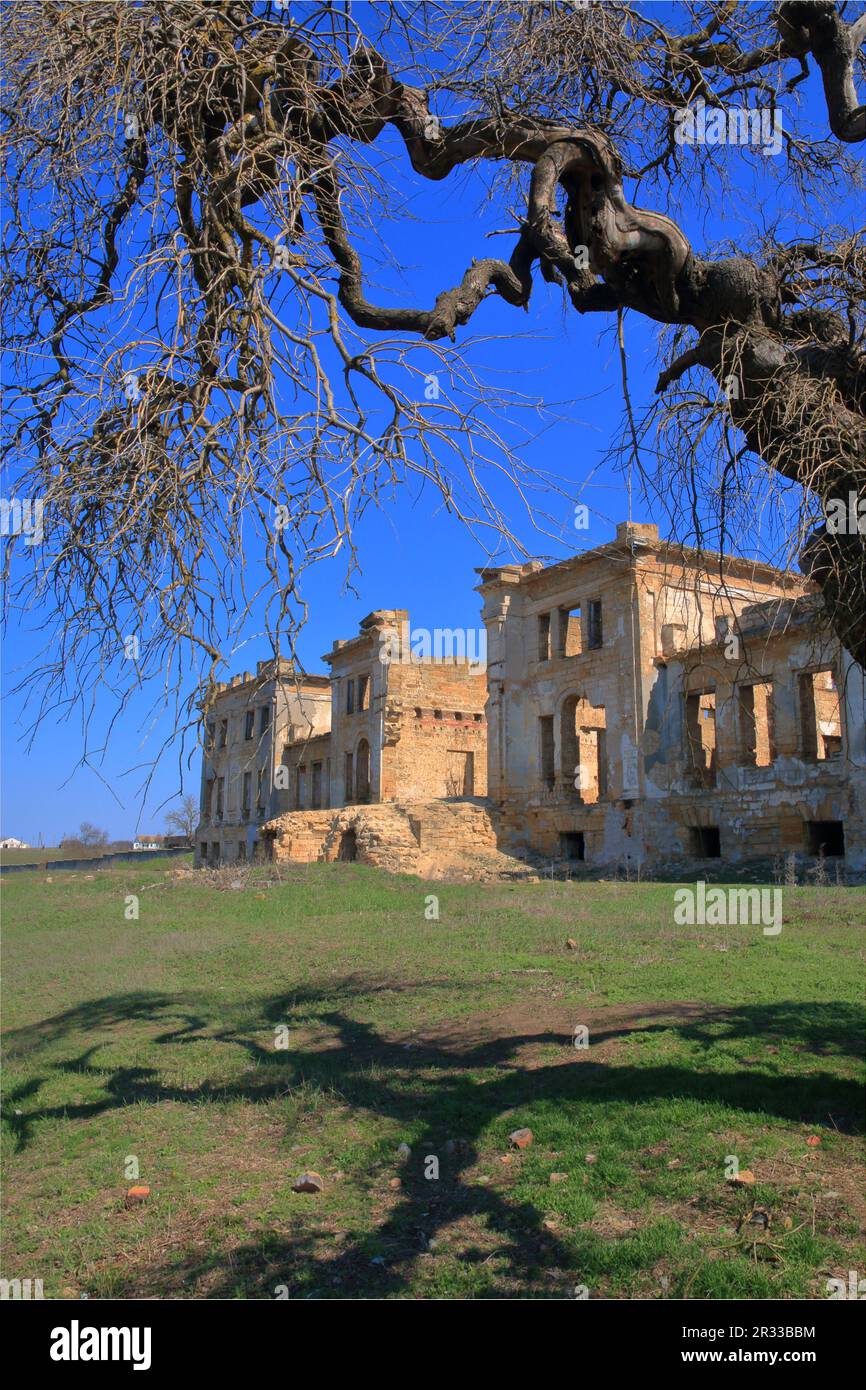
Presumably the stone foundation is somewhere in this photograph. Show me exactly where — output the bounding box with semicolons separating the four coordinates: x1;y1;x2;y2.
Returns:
263;798;535;881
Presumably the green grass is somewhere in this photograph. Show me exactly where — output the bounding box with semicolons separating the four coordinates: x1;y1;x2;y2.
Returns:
2;857;863;1299
1;846;108;866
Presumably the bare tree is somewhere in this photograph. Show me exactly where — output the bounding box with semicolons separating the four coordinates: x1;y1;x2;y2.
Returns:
61;822;110;852
2;0;864;786
165;793;199;839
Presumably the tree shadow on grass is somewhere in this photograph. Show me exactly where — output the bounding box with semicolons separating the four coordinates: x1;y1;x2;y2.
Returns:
2;987;863;1296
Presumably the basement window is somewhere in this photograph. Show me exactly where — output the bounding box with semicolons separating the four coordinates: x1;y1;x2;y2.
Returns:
538;612;551;662
560;831;585;862
558;603;583;658
805;820;845;857
690;826;721;858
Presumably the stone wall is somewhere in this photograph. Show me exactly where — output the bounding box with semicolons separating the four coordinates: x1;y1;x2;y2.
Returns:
263;799;529;880
479;524;864;874
648;600;865;871
278;732;332;812
382;661;488;801
323;609;488;807
195;659;330;866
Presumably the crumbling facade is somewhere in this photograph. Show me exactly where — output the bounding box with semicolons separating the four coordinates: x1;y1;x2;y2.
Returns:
320;609;487;808
658;595;863;868
199;525;865;877
195;659;330;865
197;612;488;865
479;522;865;873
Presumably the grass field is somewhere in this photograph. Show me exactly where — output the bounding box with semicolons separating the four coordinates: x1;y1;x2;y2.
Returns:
2;857;863;1300
0;846;109;866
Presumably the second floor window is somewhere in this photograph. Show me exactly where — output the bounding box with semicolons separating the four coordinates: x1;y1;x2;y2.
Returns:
537;612;551;662
244;710;254;740
219;719;228;748
587;600;603;649
260;706;270;734
346;679;355;714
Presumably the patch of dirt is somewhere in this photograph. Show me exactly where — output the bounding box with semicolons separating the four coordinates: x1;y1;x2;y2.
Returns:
581;1203;639;1238
390;999;731;1062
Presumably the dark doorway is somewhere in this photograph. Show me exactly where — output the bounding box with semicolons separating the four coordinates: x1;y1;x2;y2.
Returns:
805;820;845;857
560;831;585;861
338;829;358;862
355;739;371;803
690;826;721;858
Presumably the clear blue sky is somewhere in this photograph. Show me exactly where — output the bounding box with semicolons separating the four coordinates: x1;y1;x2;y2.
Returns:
1;12;856;844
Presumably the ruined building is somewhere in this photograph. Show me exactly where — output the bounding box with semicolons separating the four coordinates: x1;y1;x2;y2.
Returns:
196;613;488;867
197;524;865;875
479;522;864;872
197;658;330;865
298;609;486;807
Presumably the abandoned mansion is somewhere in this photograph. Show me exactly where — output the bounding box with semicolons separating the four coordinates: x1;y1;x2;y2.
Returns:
195;522;865;877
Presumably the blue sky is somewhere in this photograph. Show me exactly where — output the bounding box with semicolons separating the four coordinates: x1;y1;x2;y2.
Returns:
2;6;859;844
